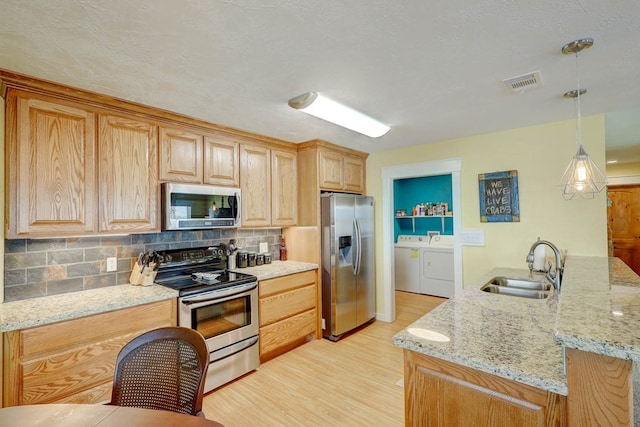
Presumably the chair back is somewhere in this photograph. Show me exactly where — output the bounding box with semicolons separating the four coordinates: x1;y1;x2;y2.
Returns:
109;326;210;416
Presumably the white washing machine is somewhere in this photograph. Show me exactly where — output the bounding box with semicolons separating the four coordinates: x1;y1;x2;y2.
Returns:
420;235;454;298
394;235;431;293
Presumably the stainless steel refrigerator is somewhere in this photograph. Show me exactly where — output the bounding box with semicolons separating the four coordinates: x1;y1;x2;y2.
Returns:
321;193;375;341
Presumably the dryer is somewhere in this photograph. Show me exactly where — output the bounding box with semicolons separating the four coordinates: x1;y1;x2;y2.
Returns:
420;235;454;298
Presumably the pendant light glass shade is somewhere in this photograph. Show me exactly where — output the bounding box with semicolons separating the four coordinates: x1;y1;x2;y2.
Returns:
288;92;390;138
556;38;607;200
557;144;607;200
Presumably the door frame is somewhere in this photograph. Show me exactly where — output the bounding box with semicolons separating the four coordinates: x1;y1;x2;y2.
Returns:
380;158;462;322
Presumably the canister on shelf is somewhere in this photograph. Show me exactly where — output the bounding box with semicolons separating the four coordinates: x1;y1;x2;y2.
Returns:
256;253;264;265
263;253;272;264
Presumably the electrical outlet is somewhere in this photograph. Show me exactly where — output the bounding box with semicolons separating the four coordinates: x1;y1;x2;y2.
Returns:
106;257;118;272
259;242;268;253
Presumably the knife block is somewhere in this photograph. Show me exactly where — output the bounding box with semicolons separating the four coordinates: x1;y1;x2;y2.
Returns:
129;262;157;286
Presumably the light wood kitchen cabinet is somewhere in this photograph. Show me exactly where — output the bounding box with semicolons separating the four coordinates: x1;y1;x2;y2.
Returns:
240;144;297;227
240;144;271;226
2;69;299;237
98;114;159;232
403;350;567;426
318;149;344;190
271;149;298;226
159;126;203;183
258;270;318;362
158;128;240;187
343;154;365;193
5;91;98;238
318;149;365;193
565;348;632;426
295;140;368;227
3;299;176;407
204;135;239;186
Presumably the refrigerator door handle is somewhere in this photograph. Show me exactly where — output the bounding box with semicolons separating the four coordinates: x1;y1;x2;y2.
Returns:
353;218;361;275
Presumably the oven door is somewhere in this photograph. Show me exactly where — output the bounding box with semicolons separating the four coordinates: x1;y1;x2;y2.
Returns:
179;281;258;358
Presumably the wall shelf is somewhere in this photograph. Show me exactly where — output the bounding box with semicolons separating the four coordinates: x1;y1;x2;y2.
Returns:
395;215;453;233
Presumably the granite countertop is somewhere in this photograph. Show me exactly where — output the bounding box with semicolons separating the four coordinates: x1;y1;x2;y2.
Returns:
394;255;640;396
230;260;318;280
0;284;178;332
555;256;640;360
0;260;319;333
393;267;567;395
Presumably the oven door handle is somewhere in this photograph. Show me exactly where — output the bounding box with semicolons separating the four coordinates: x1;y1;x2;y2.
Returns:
209;335;259;363
181;282;258;304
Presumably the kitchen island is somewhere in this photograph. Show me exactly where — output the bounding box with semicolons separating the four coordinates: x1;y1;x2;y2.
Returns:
394;256;640;426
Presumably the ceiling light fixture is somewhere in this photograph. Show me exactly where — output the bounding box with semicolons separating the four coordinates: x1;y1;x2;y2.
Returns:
288;92;390;138
557;38;607;200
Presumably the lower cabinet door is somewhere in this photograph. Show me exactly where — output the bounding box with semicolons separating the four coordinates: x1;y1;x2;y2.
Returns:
404;350;567;427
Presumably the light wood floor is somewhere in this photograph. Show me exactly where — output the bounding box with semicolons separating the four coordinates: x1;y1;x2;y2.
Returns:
202;291;445;427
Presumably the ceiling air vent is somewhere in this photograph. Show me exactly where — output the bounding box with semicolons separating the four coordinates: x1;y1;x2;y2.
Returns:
503;71;542;93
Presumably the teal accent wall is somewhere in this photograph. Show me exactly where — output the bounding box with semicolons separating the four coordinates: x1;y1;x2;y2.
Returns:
393;174;453;240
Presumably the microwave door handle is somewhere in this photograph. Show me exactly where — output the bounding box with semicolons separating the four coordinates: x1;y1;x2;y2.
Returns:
234;192;240;222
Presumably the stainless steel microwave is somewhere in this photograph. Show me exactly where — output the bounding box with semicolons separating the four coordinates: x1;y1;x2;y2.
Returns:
162;183;241;230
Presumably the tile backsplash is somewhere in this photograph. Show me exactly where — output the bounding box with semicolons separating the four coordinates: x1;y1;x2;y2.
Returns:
4;228;283;302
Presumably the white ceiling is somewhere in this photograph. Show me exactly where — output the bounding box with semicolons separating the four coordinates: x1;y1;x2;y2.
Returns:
1;0;639;161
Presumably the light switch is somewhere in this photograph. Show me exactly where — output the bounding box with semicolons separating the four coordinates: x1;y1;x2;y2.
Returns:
460;229;485;246
259;242;268;253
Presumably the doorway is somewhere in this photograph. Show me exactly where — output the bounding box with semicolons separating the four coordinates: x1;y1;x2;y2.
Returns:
380;159;462;322
608;185;640;275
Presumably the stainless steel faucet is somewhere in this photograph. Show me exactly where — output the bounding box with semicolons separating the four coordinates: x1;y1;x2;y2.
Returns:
527;240;563;293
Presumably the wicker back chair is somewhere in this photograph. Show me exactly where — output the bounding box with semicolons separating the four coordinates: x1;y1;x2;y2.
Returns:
109;326;210;417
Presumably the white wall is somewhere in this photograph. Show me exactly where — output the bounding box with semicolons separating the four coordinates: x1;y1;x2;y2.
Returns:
367;115;608;318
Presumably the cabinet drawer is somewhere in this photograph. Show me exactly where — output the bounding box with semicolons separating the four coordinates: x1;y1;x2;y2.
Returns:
259;284;316;327
259;309;316;357
259;270;316;298
18;299;176;356
4;299;177;406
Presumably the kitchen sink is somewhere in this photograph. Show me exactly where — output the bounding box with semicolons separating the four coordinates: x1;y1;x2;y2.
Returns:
486;276;552;291
480;276;551;299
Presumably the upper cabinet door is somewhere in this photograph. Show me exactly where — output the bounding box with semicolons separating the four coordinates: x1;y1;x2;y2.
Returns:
271;149;298;226
159;126;203;183
98;115;159;233
9;93;97;237
318;149;344;191
204;135;240;187
240;144;271;227
343;155;365;194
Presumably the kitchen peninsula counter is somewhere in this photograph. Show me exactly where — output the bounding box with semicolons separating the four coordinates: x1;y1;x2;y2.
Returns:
394;256;640;425
394;267;567;394
394;256;640;395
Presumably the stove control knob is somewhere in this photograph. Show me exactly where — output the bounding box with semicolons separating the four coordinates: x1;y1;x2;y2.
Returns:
164;254;172;262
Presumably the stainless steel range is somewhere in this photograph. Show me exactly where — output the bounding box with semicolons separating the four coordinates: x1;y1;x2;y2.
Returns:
153;246;259;393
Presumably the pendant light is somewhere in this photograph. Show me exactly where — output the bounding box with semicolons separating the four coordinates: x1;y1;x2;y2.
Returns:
557;38;607;200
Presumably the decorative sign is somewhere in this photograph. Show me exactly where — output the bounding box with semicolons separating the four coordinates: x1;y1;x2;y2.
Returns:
478;170;520;222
